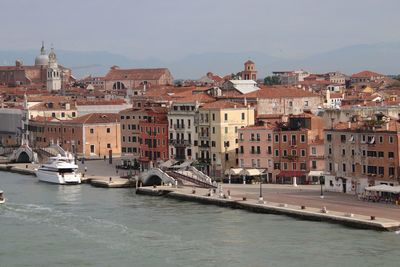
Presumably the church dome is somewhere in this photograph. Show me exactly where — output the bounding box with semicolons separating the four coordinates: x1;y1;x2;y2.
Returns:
35;54;49;66
35;42;49;67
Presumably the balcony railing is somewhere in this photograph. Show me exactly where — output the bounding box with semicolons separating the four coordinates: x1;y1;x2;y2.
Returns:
169;139;191;147
173;124;185;130
199;135;210;140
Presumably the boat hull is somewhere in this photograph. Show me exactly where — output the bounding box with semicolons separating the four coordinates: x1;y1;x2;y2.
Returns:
36;169;81;185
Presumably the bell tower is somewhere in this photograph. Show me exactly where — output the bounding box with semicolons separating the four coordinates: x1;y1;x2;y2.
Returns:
46;47;61;91
241;60;257;80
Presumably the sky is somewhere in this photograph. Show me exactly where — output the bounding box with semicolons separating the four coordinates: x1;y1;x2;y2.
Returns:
2;0;400;62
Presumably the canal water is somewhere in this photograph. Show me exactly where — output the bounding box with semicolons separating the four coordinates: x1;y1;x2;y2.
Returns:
1;171;400;267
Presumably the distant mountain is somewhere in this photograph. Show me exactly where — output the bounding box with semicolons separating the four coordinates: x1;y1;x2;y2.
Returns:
1;42;400;79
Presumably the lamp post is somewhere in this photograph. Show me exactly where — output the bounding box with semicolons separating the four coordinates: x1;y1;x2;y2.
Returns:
259;174;263;202
320;175;324;199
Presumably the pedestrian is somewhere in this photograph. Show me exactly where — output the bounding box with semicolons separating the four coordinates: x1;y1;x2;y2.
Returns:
84;166;87;173
103;155;106;161
109;177;112;183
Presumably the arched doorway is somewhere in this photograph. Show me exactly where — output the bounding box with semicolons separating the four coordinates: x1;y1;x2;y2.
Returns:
143;175;163;186
17;151;31;163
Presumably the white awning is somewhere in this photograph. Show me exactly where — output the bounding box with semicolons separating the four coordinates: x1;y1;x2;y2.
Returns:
225;168;243;176
240;168;265;176
365;184;400;193
308;171;324;177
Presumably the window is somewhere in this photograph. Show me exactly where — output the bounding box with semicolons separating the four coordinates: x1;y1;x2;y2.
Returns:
61;112;65;118
267;134;272;141
326;134;332;142
282;135;287;142
312;161;317;169
283;150;288;157
378;151;384;157
241;113;245;120
301;149;306;157
212;113;215;121
378;167;384;175
329;162;332;172
352;164;355;173
342;149;346;156
107;128;110;133
274;134;279;143
90;128;94;134
274;149;279;157
342;163;346;172
283;163;288;170
267;146;272;155
72;112;76;117
107;143;111;148
389;152;395;158
379;136;384;143
389;167;395;176
300;163;306;170
311;147;316;155
212;127;215;134
300;135;306;143
340;135;346;143
389;136;394;143
90;145;95;153
212;141;216;147
122;124;125;130
224;113;228;121
225;127;228;134
304;101;309;107
52;112;56;118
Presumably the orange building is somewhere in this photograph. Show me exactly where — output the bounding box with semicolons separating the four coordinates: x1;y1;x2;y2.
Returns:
29;113;121;158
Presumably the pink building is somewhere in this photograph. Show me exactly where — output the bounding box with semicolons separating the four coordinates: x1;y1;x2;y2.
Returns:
237;124;274;182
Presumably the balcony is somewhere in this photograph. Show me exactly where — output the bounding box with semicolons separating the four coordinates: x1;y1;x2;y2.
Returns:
169;139;191;147
199;142;210;148
199;135;210;140
198;119;209;125
250;138;261;142
173;124;186;131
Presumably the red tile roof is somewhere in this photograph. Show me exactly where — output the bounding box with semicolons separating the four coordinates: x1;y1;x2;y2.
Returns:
244;86;319;98
351;70;385;78
201;100;246;109
71;113;120;124
104;68;171;81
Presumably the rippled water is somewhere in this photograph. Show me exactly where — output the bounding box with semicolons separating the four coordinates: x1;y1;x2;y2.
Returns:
1;171;400;267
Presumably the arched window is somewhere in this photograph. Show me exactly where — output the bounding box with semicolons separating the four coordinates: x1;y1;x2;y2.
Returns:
112;81;126;90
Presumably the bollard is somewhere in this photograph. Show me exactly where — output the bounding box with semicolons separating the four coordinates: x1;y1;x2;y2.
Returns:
301;205;306;210
26;164;28;169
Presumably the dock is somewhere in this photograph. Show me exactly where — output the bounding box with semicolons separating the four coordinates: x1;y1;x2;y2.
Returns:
136;186;400;232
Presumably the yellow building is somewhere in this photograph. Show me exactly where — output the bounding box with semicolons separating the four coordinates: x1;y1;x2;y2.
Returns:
198;100;255;178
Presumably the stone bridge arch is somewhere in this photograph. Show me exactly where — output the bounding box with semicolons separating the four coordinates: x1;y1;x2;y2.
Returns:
140;168;176;186
11;145;37;163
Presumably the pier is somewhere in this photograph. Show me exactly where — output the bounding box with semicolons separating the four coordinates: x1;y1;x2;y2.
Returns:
136;185;400;231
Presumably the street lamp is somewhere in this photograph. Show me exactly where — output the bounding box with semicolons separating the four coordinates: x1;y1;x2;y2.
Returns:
259;174;263;202
320;175;324;199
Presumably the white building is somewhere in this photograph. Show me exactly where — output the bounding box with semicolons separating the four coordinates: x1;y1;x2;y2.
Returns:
46;48;61;91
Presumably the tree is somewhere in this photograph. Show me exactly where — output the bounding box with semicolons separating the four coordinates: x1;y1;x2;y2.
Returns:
264;76;281;85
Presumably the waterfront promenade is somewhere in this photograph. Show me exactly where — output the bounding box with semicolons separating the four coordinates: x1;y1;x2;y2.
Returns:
1;159;400;226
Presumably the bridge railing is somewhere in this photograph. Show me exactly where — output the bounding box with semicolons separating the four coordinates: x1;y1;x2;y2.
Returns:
188;166;213;185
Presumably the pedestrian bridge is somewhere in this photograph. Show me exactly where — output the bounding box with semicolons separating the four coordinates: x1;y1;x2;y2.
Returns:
139;168;177;186
139;167;216;188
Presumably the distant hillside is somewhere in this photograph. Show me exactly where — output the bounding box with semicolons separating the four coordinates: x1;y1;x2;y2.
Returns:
1;42;400;79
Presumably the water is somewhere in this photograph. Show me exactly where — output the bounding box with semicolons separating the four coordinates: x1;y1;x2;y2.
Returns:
1;172;400;267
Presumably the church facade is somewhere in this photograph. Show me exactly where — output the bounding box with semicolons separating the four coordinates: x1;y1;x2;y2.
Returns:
0;43;72;90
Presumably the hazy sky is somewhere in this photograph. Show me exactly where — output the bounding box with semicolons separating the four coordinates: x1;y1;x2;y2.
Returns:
2;0;400;60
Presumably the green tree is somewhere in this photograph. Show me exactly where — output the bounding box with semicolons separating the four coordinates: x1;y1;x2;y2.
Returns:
264;76;281;85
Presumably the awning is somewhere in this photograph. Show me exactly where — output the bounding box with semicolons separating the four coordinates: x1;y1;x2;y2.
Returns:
225;168;243;176
308;171;324;177
365;184;400;193
240;169;265;176
278;171;306;177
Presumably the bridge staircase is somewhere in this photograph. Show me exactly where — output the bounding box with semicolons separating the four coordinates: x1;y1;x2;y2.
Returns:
165;170;216;189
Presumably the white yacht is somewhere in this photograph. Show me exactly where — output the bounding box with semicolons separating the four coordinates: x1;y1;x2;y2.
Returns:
0;190;5;204
36;154;81;185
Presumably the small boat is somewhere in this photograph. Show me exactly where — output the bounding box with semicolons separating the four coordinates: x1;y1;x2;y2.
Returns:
0;190;5;204
36;154;81;185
